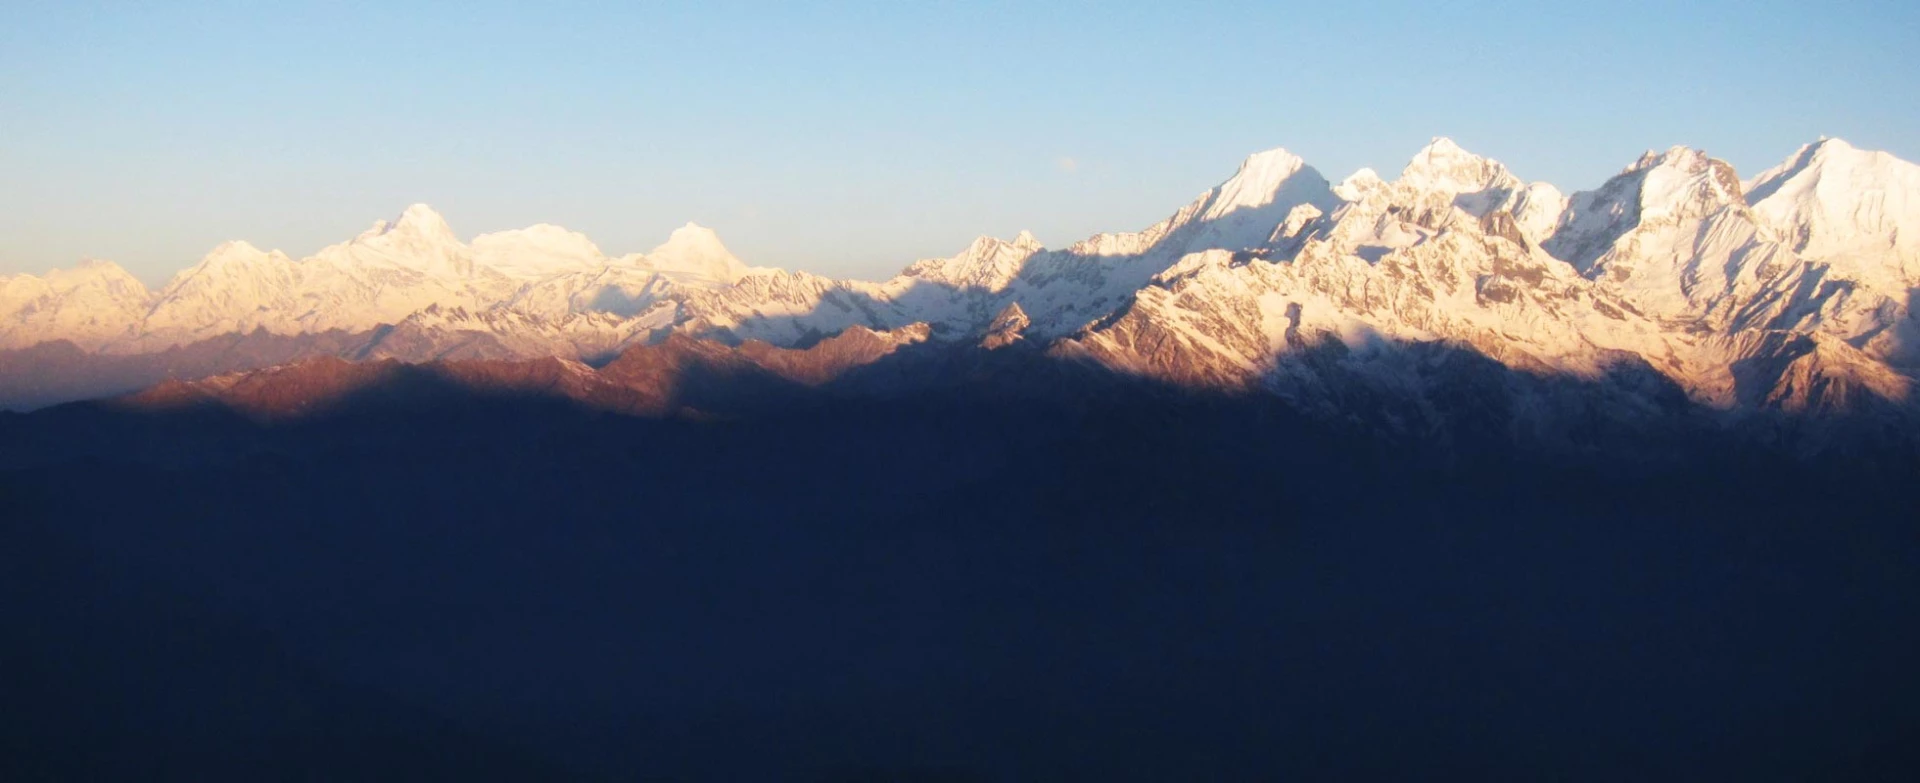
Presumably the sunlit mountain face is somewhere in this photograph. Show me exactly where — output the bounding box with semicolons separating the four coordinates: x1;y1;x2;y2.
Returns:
6;137;1920;419
5;137;1920;780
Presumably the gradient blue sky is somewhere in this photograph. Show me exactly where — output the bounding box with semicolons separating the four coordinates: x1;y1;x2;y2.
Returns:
3;0;1915;283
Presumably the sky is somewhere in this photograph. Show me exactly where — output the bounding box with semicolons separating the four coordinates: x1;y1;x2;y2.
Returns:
2;0;1916;284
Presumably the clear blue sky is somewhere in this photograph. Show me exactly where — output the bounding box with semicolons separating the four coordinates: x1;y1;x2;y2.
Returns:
3;0;1915;284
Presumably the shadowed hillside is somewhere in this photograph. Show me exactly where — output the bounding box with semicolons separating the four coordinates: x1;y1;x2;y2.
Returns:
4;342;1919;781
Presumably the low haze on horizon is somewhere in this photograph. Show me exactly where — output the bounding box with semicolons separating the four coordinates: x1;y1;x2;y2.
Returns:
3;0;1916;284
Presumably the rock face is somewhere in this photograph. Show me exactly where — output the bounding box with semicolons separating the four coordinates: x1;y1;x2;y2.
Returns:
980;303;1031;350
5;137;1920;423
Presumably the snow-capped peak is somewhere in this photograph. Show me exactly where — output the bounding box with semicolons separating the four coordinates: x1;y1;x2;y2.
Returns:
8;135;1920;421
1203;147;1317;220
194;240;281;269
307;203;475;279
365;203;457;244
39;258;145;289
902;231;1046;293
1333;168;1386;202
652;223;725;259
1397;136;1519;196
1405;136;1477;173
473;223;606;279
0;258;152;351
1540;146;1749;277
1746;136;1920;285
1628;147;1745;222
639;222;748;285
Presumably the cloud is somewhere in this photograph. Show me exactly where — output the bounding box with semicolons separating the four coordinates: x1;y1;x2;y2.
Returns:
1055;156;1079;174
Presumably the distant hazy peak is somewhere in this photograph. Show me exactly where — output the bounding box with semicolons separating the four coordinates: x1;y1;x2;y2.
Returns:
1333;168;1386;202
32;258;146;290
641;222;748;285
472;223;607;279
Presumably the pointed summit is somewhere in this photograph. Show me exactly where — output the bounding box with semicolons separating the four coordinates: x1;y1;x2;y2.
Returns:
198;240;274;267
1399;137;1516;195
386;203;457;241
1205;147;1318;220
906;232;1045;293
308;204;473;279
1746;137;1920;283
356;204;461;252
1413;136;1469;161
980;301;1031;349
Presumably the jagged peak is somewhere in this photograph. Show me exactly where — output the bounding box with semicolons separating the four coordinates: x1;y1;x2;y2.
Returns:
1542;145;1751;271
961;234;1005;255
363;203;457;244
1398;136;1515;193
980;301;1031;349
1575;146;1745;222
960;231;1043;258
902;231;1043;292
1645;148;1743;214
1625;145;1709;175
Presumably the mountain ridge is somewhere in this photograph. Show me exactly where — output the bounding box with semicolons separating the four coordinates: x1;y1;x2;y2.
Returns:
4;136;1918;424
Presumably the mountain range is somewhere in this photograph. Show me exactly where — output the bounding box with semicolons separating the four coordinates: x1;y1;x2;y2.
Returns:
9;137;1920;780
5;136;1919;430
